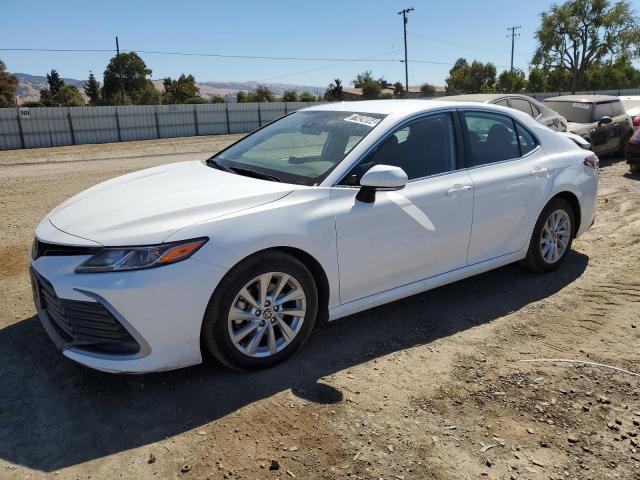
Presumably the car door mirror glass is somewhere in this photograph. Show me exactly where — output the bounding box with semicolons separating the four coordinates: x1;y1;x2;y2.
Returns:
598;116;612;126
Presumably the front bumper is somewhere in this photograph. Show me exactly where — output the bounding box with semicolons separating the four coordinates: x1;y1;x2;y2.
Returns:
30;252;227;373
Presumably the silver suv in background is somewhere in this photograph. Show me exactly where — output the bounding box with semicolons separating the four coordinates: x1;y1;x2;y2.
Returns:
543;95;633;157
439;93;567;132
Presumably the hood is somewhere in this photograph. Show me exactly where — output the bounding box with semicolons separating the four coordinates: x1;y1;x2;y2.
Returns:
47;161;298;245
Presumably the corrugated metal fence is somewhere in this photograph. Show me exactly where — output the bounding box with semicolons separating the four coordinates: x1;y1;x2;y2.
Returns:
526;88;640;101
0;102;323;151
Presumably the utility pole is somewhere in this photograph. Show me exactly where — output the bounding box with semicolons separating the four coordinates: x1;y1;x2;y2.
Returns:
398;7;414;98
507;26;521;72
115;36;125;105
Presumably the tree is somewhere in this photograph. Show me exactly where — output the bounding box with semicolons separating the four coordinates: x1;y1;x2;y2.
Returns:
56;85;85;106
299;92;316;102
0;60;18;107
353;71;383;99
324;78;343;101
84;71;101;105
527;68;548;92
46;70;64;95
210;95;226;103
102;52;154;104
254;85;274;102
135;81;161;105
547;67;573;91
40;69;66;106
584;56;640;90
497;69;527;93
532;0;640;93
282;90;298;102
162;74;199;104
445;59;496;93
420;83;436;97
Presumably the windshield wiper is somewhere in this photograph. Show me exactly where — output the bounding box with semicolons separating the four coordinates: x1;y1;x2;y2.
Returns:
205;158;233;172
206;158;281;182
227;166;281;182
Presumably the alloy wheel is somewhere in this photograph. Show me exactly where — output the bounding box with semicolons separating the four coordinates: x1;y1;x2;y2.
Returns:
227;272;306;358
539;209;571;264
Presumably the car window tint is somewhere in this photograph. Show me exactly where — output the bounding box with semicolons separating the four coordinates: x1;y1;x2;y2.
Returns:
610;101;625;117
509;98;534;117
515;122;538;156
463;111;520;166
594;102;613;120
495;99;509;107
344;113;457;183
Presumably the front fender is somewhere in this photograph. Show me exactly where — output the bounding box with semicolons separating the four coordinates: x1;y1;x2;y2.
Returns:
165;188;341;308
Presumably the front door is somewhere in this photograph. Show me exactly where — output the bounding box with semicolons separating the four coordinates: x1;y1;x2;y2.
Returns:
331;111;474;304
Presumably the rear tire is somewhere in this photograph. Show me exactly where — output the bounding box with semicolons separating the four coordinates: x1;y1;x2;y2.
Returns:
201;251;318;371
519;198;575;273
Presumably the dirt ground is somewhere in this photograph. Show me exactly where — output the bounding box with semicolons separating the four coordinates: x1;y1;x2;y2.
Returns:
0;137;639;480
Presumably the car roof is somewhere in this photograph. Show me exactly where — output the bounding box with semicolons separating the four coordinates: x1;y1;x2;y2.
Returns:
543;94;619;103
304;99;477;115
437;93;506;102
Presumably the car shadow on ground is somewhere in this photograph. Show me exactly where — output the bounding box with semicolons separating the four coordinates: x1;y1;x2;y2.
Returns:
0;252;588;472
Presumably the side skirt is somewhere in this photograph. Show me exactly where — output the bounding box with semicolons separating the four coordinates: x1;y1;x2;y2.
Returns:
328;249;527;322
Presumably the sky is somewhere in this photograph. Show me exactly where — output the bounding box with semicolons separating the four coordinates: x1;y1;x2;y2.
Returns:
1;0;573;88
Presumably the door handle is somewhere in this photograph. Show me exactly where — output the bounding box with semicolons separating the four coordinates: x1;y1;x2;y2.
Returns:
446;184;472;196
529;167;549;179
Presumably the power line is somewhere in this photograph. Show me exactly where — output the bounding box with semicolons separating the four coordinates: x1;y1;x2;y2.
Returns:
0;47;516;68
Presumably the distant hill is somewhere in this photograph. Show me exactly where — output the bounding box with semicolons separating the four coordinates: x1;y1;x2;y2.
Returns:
14;73;324;104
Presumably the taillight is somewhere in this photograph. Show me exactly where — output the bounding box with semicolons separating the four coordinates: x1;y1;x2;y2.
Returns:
583;154;599;169
633;116;640;128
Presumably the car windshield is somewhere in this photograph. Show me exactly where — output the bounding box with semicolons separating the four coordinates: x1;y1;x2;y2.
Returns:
543;101;593;123
209;110;386;185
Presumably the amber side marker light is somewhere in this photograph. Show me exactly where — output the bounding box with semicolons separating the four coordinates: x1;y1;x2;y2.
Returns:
159;241;207;264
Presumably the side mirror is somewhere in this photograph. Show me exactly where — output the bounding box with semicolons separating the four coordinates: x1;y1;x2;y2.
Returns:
598;116;612;126
356;164;408;203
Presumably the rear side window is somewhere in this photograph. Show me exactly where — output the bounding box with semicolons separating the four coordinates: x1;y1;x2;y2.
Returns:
509;98;534;117
462;112;520;165
516;123;537;156
530;103;541;117
495;99;509;107
610;101;625;116
594;102;613;120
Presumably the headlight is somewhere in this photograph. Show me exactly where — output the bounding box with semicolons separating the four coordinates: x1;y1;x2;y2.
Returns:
75;238;208;273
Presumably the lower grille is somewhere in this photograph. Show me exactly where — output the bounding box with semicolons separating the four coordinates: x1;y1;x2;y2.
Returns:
31;270;140;355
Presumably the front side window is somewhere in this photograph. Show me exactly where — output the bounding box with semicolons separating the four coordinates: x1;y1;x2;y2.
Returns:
594;102;613;121
463;111;520;165
210;110;386;185
342;112;457;184
610;101;625;117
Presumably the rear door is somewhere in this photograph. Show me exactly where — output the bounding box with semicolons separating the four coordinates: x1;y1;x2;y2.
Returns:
461;110;554;264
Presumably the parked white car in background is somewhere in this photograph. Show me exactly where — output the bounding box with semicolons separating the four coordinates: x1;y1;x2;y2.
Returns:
30;100;599;373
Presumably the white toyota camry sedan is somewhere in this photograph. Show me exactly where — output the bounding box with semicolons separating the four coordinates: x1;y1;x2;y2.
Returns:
30;100;599;373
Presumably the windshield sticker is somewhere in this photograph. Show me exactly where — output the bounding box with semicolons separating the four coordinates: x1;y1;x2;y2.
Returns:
572;103;591;109
344;114;382;127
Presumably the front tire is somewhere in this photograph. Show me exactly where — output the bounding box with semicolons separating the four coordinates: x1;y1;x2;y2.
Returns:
520;198;575;273
202;251;318;371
